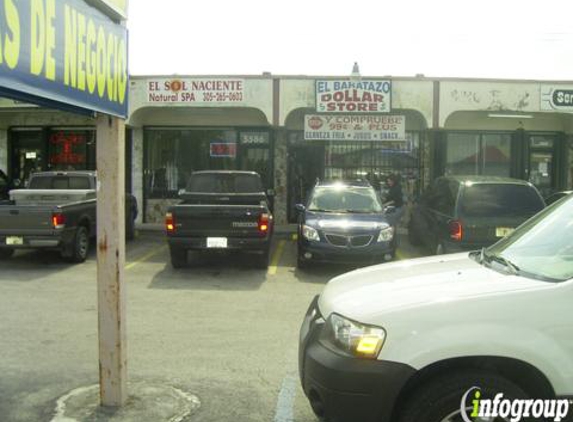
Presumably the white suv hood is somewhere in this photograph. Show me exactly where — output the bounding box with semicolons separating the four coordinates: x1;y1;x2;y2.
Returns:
318;253;547;324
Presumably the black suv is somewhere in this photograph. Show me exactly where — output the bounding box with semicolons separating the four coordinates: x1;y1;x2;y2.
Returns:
408;176;545;254
296;180;396;268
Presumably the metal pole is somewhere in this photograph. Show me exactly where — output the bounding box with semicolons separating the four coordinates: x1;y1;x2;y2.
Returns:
96;113;127;407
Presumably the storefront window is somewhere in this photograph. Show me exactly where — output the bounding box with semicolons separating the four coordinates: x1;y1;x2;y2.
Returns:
286;131;421;221
144;129;271;199
47;129;96;171
10;129;43;186
445;132;511;177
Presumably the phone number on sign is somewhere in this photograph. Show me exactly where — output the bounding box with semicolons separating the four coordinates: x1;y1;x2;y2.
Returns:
202;92;244;102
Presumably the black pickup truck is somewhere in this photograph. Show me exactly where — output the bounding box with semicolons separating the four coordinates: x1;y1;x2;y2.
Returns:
166;171;274;269
0;171;138;262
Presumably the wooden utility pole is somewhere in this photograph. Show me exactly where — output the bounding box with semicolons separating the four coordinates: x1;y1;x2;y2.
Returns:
96;114;127;406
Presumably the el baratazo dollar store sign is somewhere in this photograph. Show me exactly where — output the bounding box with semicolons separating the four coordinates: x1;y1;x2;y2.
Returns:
0;0;128;117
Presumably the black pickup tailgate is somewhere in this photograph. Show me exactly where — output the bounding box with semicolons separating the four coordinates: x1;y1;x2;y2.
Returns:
169;204;268;238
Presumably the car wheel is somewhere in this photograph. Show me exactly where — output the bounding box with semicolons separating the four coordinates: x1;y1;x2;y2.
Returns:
398;371;530;422
297;250;308;269
255;247;270;269
435;242;446;255
170;248;187;268
0;248;14;259
65;226;90;263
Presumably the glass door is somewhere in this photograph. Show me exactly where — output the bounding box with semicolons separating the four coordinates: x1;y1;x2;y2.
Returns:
9;129;44;187
528;135;556;198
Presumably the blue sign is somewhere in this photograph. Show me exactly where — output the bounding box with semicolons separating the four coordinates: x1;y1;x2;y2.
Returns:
0;0;128;117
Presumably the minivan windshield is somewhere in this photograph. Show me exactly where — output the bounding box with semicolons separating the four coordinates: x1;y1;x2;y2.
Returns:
460;183;545;217
308;186;383;213
482;196;573;282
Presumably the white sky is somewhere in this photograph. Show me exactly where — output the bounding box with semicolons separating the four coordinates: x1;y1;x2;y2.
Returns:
127;0;573;80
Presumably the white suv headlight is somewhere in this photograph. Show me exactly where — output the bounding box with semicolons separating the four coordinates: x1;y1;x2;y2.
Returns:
302;225;320;242
377;224;394;242
320;313;386;359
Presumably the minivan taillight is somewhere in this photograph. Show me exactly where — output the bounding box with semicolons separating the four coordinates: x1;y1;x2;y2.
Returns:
52;212;66;229
449;220;463;241
258;213;270;234
165;212;175;233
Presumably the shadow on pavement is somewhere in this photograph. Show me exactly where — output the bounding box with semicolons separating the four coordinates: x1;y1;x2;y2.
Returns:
0;248;96;281
148;251;268;291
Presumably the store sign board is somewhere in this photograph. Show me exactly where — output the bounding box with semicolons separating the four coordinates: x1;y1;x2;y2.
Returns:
304;114;406;141
315;80;391;113
210;142;236;158
85;0;128;19
147;79;245;104
0;0;128;117
541;85;573;112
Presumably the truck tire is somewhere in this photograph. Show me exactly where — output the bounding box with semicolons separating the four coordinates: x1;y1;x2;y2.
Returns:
65;226;90;263
398;371;530;422
255;247;270;269
0;248;14;259
170;248;187;268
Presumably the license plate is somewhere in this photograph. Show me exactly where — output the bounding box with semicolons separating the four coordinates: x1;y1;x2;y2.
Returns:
6;236;23;245
207;237;227;248
495;227;514;237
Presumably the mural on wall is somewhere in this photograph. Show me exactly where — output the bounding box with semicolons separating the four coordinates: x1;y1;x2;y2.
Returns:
440;82;541;127
449;88;532;111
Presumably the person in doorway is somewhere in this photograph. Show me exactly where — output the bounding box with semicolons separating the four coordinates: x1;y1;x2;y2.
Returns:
383;174;404;228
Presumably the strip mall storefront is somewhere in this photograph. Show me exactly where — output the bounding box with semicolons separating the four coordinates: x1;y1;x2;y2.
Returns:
1;76;573;224
127;76;275;222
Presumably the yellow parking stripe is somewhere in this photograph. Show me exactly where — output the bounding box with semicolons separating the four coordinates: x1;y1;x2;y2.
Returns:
267;240;286;276
125;245;168;270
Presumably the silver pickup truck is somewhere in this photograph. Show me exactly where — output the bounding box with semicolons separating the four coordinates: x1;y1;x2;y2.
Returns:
0;171;137;263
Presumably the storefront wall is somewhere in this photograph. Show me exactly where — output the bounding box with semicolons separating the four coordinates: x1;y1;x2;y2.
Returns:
2;76;573;225
280;78;433;222
127;76;274;223
439;81;573;197
0;102;96;186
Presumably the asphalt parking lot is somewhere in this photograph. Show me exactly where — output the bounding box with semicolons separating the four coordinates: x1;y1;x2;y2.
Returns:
0;230;427;422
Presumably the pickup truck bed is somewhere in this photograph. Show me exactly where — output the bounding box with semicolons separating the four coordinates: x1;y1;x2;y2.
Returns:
0;171;137;263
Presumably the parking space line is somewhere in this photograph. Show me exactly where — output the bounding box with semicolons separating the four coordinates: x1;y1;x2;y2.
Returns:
125;245;168;270
274;373;297;422
268;240;286;276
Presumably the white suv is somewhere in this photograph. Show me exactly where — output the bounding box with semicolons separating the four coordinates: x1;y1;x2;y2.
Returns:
299;195;573;422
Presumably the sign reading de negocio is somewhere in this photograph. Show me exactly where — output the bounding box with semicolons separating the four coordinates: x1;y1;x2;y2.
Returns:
0;0;128;117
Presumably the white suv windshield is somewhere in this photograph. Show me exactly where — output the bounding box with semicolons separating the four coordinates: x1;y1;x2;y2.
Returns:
485;196;573;282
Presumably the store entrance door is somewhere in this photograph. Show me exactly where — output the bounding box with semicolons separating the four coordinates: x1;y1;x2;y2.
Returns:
10;129;44;187
527;135;556;198
287;143;324;222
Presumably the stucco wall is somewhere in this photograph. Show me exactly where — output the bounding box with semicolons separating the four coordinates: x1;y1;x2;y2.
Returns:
128;77;274;126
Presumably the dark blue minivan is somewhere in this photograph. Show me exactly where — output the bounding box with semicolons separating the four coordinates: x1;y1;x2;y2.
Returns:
296;180;396;268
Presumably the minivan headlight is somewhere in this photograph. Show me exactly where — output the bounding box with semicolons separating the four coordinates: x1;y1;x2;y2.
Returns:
377;224;394;242
320;313;386;359
302;225;320;242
